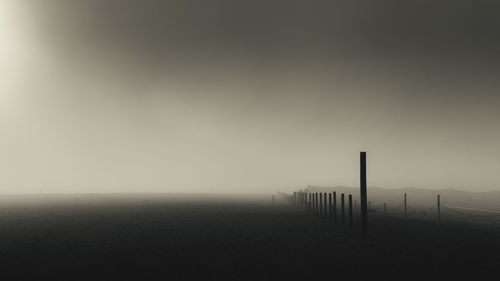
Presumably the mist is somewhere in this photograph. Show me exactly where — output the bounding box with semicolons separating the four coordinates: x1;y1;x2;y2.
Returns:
1;0;500;193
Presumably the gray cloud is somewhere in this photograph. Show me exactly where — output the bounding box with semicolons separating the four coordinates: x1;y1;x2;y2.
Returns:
1;0;499;193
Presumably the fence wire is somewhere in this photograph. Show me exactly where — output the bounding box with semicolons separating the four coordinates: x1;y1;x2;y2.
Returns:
278;190;500;225
442;205;500;218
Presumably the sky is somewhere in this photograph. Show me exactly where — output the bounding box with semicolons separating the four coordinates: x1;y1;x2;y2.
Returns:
1;0;500;193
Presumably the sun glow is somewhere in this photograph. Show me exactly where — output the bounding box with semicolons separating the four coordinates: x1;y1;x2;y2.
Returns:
0;0;39;112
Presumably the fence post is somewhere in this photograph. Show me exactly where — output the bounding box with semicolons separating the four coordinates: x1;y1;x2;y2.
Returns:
404;193;407;217
349;194;353;227
323;193;327;218
303;192;306;210
437;194;441;225
296;192;299;208
333;192;338;224
315;193;319;214
360;152;368;237
302;192;305;210
328;193;332;221
341;193;345;226
320;193;323;217
300;192;302;209
311;193;316;214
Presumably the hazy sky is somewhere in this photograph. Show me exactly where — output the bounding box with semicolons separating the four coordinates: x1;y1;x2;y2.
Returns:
1;0;500;193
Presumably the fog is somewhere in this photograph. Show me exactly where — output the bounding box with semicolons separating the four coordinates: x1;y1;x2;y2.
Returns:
1;0;500;193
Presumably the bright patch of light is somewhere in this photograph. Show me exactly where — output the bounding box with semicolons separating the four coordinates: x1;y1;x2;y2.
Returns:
0;0;37;113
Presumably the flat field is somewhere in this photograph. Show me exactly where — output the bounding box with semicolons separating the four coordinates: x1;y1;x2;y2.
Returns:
0;194;498;280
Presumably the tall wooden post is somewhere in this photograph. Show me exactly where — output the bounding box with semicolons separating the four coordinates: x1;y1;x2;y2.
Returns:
360;152;368;237
333;192;338;224
348;194;353;227
437;194;441;225
341;193;345;226
328;193;332;221
404;193;407;217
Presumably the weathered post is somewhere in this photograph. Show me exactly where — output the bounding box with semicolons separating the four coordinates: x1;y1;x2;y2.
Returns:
404;193;407;217
328;193;332;221
437;194;441;225
360;151;368;237
333;192;338;224
341;193;345;226
348;194;353;227
309;193;312;212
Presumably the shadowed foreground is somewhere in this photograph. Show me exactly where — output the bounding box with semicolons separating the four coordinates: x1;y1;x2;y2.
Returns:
0;194;498;280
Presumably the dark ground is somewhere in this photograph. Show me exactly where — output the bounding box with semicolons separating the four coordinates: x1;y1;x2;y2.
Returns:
0;194;499;280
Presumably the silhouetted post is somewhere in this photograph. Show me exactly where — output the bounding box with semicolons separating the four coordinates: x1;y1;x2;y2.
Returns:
328;193;332;221
404;193;407;217
313;193;316;213
308;193;312;212
333;192;338;224
301;192;303;210
303;192;306;210
437;194;441;225
360;152;368;237
341;193;345;226
319;193;323;217
383;203;386;215
315;193;319;214
323;193;327;218
302;192;305;209
348;194;353;227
